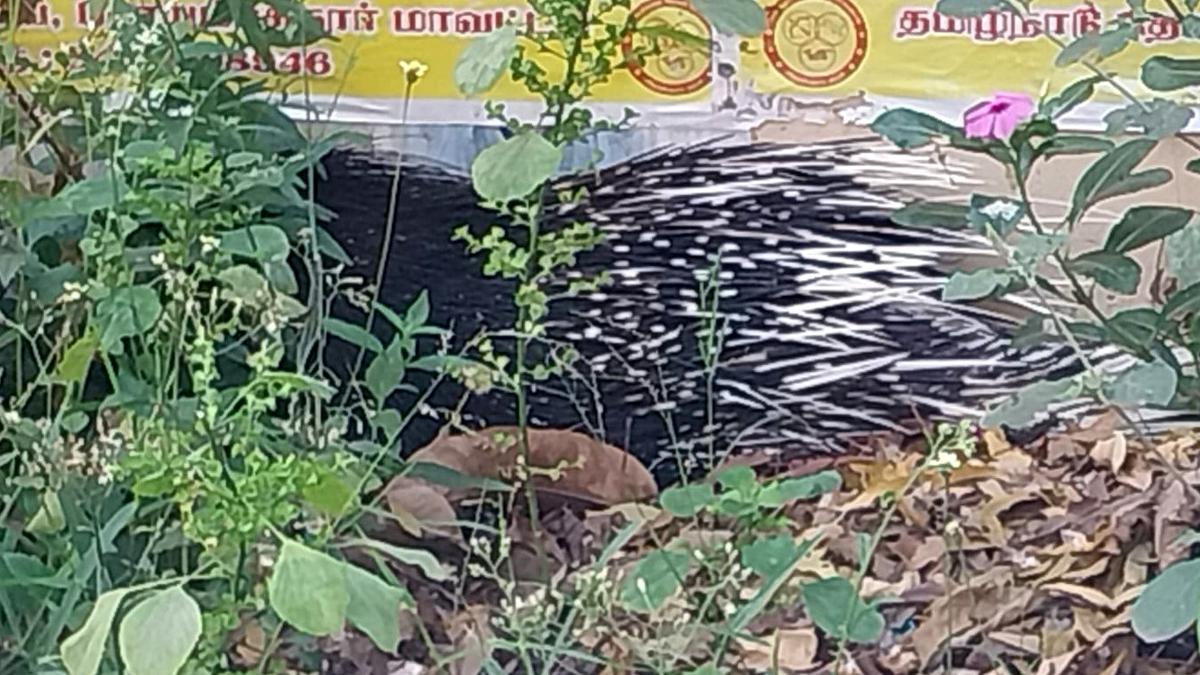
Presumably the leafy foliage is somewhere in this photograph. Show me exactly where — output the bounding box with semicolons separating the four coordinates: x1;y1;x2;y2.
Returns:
876;0;1200;650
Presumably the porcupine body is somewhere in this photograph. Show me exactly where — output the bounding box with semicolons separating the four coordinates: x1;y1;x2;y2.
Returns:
317;136;1125;481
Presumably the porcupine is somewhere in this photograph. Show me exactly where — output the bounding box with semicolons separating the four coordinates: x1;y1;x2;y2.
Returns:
315;135;1164;483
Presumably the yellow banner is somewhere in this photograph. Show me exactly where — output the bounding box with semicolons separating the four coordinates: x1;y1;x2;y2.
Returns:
738;0;1196;100
10;0;715;104
9;0;1199;123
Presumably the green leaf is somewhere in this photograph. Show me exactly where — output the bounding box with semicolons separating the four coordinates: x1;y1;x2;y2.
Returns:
34;173;129;220
0;230;23;287
739;536;799;578
943;269;1010;301
660;483;715;517
56;330;98;383
343;563;411;653
1131;559;1200;642
1184;14;1200;38
1038;135;1115;159
1105;359;1178;408
1105;206;1194;254
1107;308;1163;350
1104;100;1195;139
727;538;814;632
968;194;1025;236
220;225;290;262
983;377;1082;428
302;468;355;517
1069;139;1163;222
802;577;885;643
323;317;383;353
365;342;407;402
405;461;513;493
61;588;130;675
890;200;970;230
1189;158;1200;175
63;411;88;434
117;586;201;675
935;0;1013;15
28;490;65;533
453;24;517;96
690;0;765;36
471;132;562;203
773;471;842;502
619;549;691;612
1142;56;1200;92
715;464;757;492
343;538;453;582
268;540;349;636
871;109;959;149
1055;25;1136;67
1041;77;1100;119
95;286;162;352
1165;283;1200;323
1013;232;1066;272
1167;217;1200;287
1066;251;1141;294
404;289;431;328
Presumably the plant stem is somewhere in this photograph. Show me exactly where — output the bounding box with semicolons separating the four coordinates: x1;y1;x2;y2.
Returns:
340;80;416;409
1013;166;1151;360
834;460;927;665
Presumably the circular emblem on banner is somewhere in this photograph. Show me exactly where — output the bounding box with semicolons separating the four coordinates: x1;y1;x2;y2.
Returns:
623;0;712;96
763;0;867;87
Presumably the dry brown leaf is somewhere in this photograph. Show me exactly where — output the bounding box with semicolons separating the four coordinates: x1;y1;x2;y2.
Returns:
1040;582;1123;611
1089;433;1128;475
444;605;492;675
1071;410;1122;443
382;476;461;540
1034;646;1083;675
734;624;818;671
988;630;1039;654
1115;460;1153;491
843;456;920;510
409;427;657;506
229;616;266;667
1154;480;1190;562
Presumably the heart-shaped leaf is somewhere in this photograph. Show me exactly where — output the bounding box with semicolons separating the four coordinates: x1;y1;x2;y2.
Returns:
943;269;1010;301
118;586;202;675
661;483;715;517
471;132;562;203
1132;559;1200;642
268;540;349;636
620;550;692;611
983;377;1082;428
1105;359;1178;408
61;589;131;675
453;25;517;96
802;577;885;643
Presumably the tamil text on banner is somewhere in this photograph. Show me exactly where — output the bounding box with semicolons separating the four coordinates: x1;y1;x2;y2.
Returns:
8;0;1200;128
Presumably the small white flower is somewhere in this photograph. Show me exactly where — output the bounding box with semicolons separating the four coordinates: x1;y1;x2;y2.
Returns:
980;199;1022;222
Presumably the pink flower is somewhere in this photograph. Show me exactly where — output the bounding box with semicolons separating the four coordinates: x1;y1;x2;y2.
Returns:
963;92;1036;141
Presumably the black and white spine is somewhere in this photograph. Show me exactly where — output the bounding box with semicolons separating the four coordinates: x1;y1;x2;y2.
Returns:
318;136;1177;479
